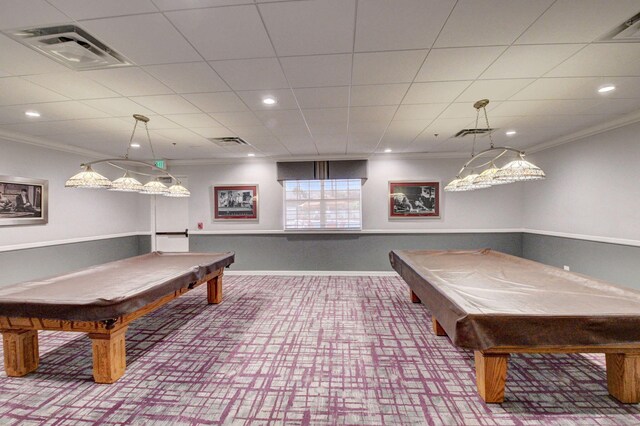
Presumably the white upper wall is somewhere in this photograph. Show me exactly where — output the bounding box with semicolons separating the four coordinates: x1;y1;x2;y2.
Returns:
0;138;147;248
523;121;640;242
170;156;524;232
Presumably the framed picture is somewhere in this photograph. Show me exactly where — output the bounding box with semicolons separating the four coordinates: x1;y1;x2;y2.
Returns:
389;181;440;219
213;184;258;220
0;175;48;226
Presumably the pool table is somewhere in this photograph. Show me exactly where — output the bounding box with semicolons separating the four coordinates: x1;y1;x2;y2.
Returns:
390;249;640;404
0;251;234;383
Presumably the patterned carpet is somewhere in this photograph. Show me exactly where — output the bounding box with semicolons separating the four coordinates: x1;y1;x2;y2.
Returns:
1;275;639;425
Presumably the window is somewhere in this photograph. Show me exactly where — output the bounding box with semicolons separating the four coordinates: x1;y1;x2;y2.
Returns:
284;179;362;230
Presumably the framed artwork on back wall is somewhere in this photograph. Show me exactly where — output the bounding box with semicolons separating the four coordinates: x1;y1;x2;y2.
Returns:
388;181;440;219
212;184;258;220
0;175;48;226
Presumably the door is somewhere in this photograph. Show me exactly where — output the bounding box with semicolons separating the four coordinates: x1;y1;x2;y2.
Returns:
153;177;189;252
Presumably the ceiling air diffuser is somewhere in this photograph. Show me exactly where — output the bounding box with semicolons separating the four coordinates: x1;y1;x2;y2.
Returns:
3;25;131;70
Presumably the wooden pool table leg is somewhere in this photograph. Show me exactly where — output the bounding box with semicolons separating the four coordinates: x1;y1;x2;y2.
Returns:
207;274;223;304
410;289;421;303
432;318;447;336
606;353;640;403
89;326;127;384
475;351;509;403
1;329;39;377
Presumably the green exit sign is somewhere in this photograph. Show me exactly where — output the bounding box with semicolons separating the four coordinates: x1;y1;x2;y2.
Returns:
154;159;166;170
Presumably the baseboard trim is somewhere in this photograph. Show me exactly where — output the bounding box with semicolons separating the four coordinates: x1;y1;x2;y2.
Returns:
0;232;152;253
225;270;399;277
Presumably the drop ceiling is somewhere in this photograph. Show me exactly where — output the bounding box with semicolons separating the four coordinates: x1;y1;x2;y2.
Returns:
0;0;639;161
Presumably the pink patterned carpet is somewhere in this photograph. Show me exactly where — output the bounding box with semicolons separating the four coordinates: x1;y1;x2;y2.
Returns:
1;275;639;425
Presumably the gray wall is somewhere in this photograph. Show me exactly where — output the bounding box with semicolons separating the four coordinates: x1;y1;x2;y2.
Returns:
0;235;151;287
522;233;640;290
190;232;522;271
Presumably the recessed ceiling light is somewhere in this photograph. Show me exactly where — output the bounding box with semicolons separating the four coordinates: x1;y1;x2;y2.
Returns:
262;97;277;105
598;84;615;93
247;153;255;157
505;130;517;136
130;142;141;148
25;111;40;117
384;148;392;153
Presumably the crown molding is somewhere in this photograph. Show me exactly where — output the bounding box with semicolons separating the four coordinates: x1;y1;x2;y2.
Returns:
526;109;640;154
0;128;107;159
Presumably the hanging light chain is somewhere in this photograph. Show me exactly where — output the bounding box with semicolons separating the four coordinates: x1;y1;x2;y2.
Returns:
143;120;158;161
125;118;140;159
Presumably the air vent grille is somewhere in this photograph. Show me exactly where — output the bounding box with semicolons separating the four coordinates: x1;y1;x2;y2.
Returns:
3;25;131;70
208;137;250;147
454;128;495;138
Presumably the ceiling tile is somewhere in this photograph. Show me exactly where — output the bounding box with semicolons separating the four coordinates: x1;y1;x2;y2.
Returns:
0;77;69;106
439;101;501;119
166;5;274;60
394;104;448;121
434;0;553;48
280;54;352;88
481;44;585;79
227;126;274;137
191;127;237;138
350;84;409;106
81;97;156;117
456;79;534;102
80;13;201;65
144;62;229;93
489;99;599;116
0;0;69;30
131;115;182;130
416;47;506;82
236;89;298;110
0;101;109;124
424;117;478;138
24;72;120;100
546;43;640;77
129;95;201;114
269;123;312;138
0;35;68;76
349;121;389;134
355;0;455;51
294;86;350;109
210;111;263;127
49;0;158;20
309;123;348;136
183;92;248;113
259;0;356;56
302;108;348;125
163;113;223;128
516;0;640;44
348;106;396;123
403;81;471;104
210;58;288;90
82;68;172;96
153;0;253;10
510;77;599;101
255;110;306;127
352;50;427;85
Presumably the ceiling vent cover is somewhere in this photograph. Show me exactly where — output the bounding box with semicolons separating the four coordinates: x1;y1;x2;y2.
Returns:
454;128;495;138
600;11;640;42
3;25;131;70
208;137;250;147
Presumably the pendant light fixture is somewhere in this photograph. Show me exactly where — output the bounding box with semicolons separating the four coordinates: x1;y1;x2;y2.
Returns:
444;99;545;192
65;115;190;197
